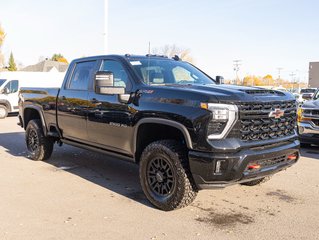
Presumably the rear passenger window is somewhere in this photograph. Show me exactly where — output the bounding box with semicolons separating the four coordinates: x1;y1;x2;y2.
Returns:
68;61;96;90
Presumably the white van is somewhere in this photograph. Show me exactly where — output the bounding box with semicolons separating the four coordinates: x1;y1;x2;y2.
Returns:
0;72;65;119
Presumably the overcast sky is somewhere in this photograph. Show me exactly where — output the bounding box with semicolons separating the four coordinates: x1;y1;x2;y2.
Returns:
1;0;318;81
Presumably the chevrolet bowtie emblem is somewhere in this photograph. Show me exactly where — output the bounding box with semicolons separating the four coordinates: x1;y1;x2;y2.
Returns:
269;108;285;118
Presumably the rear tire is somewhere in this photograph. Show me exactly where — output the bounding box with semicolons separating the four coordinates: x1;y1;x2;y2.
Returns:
139;140;198;211
0;105;8;119
26;119;54;161
240;176;270;186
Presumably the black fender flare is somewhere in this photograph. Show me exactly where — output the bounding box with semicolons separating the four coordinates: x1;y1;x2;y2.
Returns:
133;118;193;153
23;106;48;135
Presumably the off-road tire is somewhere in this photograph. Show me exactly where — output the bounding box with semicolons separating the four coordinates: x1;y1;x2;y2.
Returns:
240;176;271;186
0;105;8;119
25;119;54;161
139;140;198;211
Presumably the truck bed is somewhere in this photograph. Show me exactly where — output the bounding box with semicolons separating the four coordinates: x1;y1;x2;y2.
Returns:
19;87;60;128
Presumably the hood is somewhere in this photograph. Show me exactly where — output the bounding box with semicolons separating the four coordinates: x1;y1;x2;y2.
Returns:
155;84;295;103
302;99;319;109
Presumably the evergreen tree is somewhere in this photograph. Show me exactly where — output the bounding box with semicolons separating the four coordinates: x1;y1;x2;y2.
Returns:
8;52;17;71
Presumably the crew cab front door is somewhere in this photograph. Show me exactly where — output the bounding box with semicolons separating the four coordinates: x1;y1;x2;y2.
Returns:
87;59;135;156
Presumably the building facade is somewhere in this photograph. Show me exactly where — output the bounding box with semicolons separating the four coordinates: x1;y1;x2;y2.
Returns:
309;62;319;88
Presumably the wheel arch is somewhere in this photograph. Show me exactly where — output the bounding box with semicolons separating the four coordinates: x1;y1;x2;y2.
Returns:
23;106;48;135
133;118;193;163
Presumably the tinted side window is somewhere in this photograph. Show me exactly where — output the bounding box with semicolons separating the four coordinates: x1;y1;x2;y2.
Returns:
4;80;19;93
68;61;96;90
100;60;131;90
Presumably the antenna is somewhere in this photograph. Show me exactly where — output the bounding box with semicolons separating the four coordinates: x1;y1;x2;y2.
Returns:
146;41;151;85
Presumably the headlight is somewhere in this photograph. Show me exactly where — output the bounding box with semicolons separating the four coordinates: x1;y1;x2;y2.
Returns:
202;103;238;139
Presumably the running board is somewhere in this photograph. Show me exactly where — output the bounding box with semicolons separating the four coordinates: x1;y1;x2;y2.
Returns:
61;139;135;163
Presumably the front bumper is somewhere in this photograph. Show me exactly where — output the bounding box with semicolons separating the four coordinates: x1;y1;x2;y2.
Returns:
298;122;319;143
189;140;300;189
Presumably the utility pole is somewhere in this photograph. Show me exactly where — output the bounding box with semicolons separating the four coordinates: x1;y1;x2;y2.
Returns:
104;0;109;54
276;67;283;86
289;71;296;92
233;60;242;85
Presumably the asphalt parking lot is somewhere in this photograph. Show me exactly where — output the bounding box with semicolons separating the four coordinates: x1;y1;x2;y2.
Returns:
0;115;318;240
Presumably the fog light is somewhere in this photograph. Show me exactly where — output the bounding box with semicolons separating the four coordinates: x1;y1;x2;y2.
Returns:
215;160;227;174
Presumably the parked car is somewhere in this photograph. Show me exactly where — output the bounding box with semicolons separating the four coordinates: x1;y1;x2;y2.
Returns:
298;89;319;146
19;54;299;211
300;88;317;101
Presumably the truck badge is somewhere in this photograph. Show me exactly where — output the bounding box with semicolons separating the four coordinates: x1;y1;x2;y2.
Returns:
269;108;285;118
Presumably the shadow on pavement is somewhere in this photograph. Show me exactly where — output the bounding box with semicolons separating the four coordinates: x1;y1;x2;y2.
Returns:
0;131;152;209
0;132;26;156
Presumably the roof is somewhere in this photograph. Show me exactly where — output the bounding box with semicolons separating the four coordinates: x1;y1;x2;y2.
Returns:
71;54;176;63
22;60;68;72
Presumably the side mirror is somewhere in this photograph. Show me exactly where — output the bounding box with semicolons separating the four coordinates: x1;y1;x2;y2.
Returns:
94;71;125;95
215;76;224;85
1;87;10;94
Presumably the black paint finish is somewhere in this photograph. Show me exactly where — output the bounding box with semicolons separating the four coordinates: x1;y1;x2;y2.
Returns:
19;54;300;188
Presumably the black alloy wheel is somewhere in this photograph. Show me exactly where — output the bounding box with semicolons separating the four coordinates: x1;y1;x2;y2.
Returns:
27;129;39;152
147;157;176;198
25;119;54;161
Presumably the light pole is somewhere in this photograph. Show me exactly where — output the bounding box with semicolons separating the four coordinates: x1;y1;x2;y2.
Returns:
289;71;296;92
276;67;283;86
104;0;109;54
233;60;242;85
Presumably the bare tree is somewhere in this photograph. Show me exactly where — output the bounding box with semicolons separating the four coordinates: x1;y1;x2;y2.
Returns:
152;44;194;63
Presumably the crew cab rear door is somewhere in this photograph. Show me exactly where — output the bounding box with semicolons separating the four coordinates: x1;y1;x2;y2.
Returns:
87;58;135;156
57;60;98;141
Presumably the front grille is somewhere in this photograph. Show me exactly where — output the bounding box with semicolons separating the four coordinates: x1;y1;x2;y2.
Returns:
258;155;286;167
304;109;319;118
207;121;227;135
312;119;319;126
239;101;297;141
245;155;286;171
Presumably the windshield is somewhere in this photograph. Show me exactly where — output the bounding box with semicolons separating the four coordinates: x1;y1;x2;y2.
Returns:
300;88;316;93
314;90;319;100
129;58;215;86
0;79;6;87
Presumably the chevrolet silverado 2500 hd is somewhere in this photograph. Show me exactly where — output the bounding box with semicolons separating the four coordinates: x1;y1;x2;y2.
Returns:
19;54;299;210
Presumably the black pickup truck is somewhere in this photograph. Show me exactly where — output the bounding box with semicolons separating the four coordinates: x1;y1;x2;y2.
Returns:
19;54;299;211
